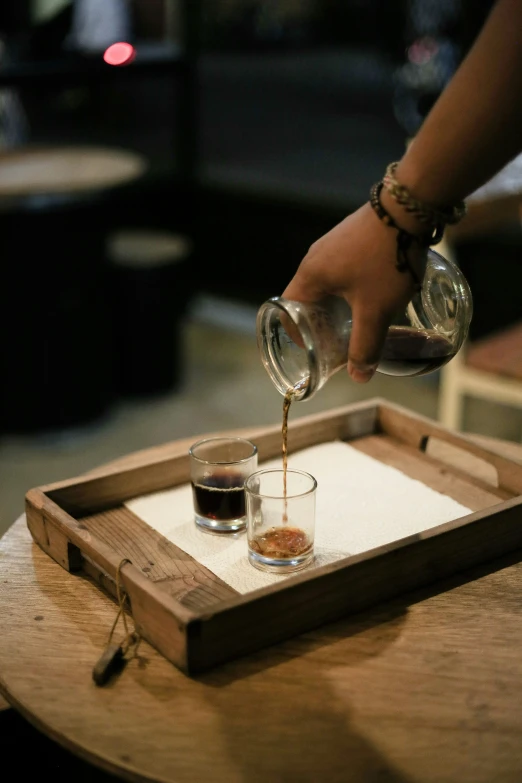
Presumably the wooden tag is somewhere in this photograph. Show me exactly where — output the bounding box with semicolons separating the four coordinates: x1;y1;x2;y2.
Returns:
92;643;126;686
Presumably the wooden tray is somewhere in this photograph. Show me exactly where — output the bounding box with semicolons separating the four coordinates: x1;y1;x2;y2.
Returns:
25;398;522;674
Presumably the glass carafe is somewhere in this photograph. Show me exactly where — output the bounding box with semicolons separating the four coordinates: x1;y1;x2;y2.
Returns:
257;248;473;401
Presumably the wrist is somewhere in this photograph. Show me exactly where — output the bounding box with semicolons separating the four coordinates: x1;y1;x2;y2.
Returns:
368;182;426;290
394;156;460;212
381;160;466;233
379;186;430;237
393;158;426;201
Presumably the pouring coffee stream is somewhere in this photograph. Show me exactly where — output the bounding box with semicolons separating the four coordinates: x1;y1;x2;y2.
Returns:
281;378;309;523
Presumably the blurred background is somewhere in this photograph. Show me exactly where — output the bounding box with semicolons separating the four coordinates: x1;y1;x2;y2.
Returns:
1;0;522;535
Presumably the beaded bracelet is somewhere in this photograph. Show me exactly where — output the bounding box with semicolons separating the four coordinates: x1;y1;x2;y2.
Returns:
369;181;432;291
383;161;467;228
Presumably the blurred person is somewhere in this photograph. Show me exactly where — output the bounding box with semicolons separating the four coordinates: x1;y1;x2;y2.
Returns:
68;0;131;54
26;1;131;58
0;10;29;148
283;0;522;383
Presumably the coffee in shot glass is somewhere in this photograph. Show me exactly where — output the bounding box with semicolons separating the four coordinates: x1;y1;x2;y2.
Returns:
245;468;316;573
189;437;258;533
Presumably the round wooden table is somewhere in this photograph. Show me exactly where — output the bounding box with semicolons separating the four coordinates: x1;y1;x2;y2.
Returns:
0;147;147;197
1;434;522;783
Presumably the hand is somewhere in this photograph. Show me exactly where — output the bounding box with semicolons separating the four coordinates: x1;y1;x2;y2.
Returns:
282;202;427;383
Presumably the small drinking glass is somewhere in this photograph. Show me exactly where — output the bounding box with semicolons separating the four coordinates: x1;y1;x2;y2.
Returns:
245;469;317;573
189;437;258;533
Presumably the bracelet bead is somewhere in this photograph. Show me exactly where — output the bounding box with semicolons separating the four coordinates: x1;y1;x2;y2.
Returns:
383;161;467;228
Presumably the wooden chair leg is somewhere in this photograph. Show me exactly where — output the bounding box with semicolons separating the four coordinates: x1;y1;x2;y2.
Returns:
438;358;465;431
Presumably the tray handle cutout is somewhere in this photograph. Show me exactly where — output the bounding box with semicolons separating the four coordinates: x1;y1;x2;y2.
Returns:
420;435;499;488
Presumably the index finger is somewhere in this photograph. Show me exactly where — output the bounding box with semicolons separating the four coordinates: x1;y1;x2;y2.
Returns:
282;265;325;303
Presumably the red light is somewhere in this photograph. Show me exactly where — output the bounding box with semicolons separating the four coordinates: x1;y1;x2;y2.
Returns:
103;42;136;67
407;37;438;66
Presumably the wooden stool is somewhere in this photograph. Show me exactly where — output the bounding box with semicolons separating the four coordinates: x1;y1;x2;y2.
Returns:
0;145;147;433
107;229;193;396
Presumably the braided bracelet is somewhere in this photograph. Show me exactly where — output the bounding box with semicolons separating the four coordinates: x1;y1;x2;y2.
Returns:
369;181;433;291
383;161;467;228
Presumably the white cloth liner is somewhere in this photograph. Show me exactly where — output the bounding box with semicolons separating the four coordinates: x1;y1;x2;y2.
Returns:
126;441;471;595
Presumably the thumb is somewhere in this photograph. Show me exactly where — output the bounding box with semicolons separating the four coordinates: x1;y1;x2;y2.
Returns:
281;269;326;350
347;304;390;383
282;268;325;304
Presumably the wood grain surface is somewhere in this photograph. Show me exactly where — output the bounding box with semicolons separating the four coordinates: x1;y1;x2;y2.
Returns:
1;516;522;783
79;506;238;610
1;428;522;782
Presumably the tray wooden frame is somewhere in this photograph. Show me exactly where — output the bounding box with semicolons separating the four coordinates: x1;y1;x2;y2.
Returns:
25;399;522;674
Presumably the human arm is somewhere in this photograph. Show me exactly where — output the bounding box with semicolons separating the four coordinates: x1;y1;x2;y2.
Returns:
283;0;522;382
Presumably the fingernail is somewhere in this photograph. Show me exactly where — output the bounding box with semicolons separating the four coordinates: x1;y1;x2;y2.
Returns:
348;362;377;383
